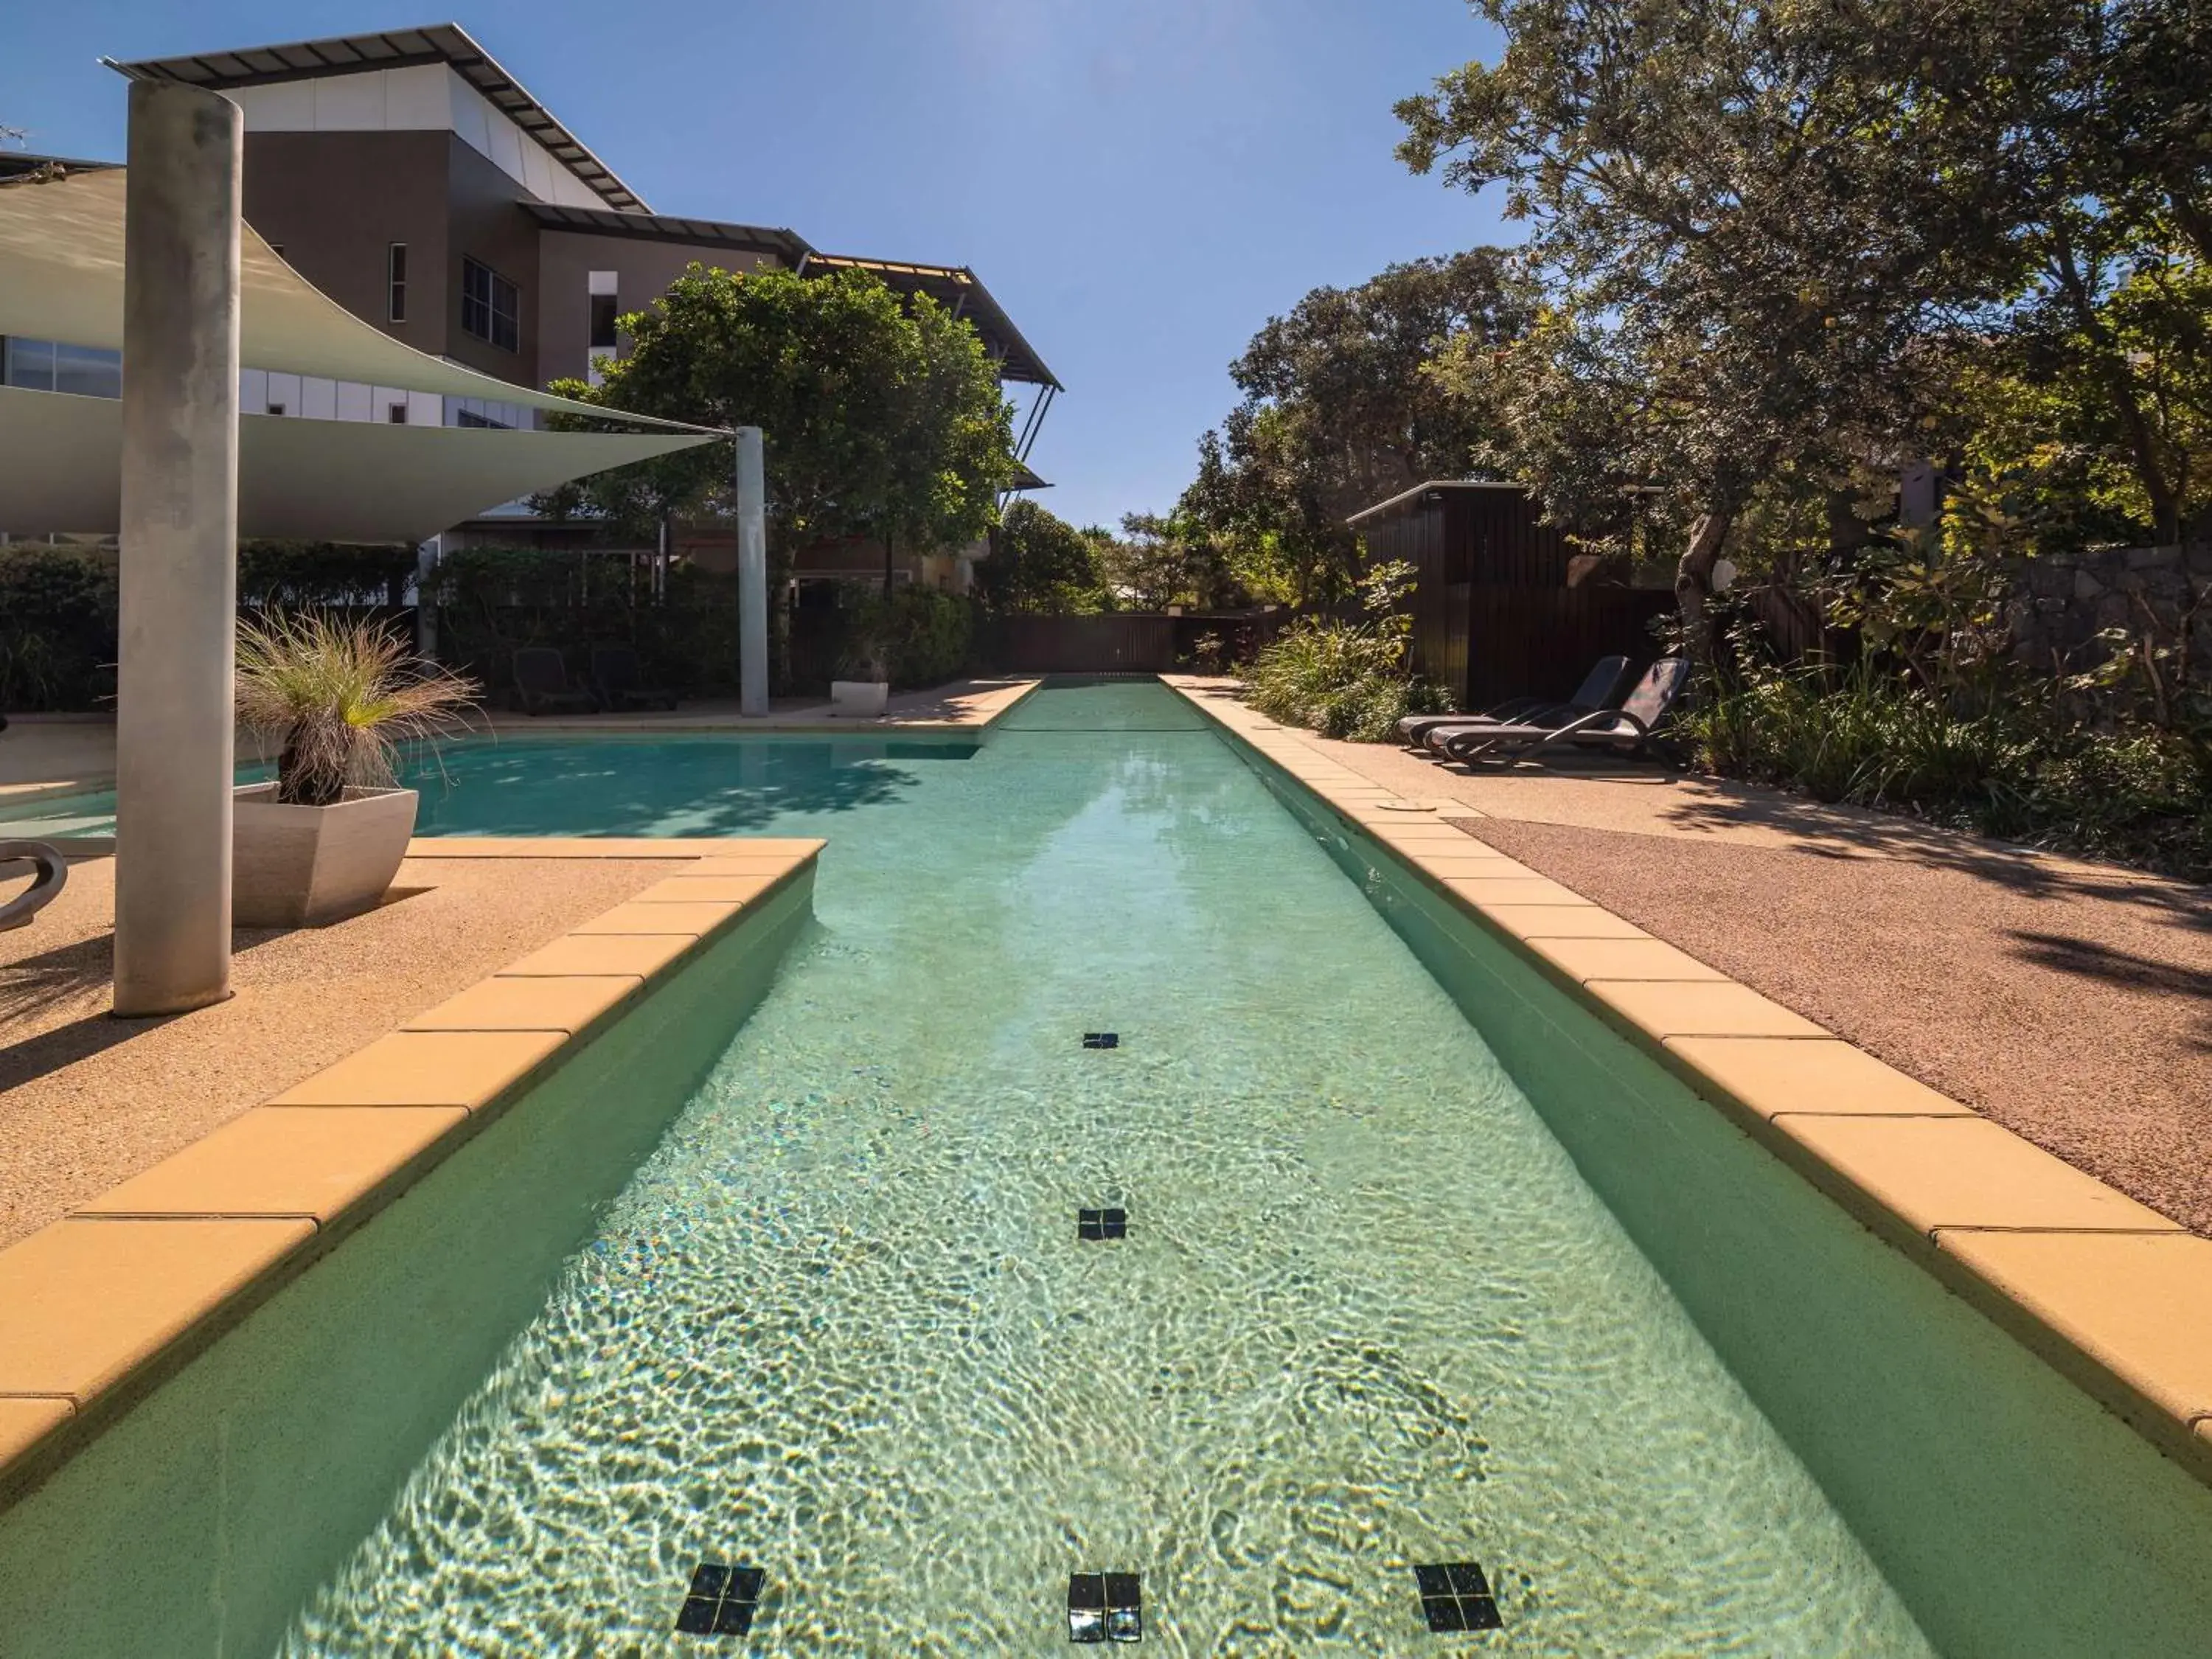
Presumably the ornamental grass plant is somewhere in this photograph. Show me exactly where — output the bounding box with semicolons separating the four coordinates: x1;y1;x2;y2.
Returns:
234;611;479;807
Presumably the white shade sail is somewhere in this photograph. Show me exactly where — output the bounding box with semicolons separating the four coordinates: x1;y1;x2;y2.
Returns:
0;166;700;430
0;386;710;543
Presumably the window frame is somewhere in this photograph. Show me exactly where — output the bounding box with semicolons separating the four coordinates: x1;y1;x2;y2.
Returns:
460;256;521;353
387;243;408;324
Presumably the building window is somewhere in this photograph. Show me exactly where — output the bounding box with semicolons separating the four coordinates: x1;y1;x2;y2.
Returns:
388;243;408;324
588;270;619;351
2;337;56;392
389;402;409;425
454;408;511;430
460;257;520;352
266;402;286;417
5;339;122;400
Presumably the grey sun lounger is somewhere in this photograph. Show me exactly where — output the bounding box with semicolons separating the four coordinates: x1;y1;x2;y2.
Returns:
1437;657;1690;765
512;647;601;715
1399;654;1632;751
0;841;69;932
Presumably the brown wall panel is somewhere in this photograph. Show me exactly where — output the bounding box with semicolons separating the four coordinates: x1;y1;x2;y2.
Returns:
444;136;542;389
240;131;452;359
537;232;785;387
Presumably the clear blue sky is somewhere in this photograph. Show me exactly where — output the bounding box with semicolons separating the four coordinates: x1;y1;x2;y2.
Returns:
7;2;1508;529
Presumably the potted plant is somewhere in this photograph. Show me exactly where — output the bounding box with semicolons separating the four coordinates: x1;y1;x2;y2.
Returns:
232;611;478;926
830;598;892;718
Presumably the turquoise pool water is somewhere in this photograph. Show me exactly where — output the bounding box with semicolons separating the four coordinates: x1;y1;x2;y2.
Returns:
240;681;1927;1652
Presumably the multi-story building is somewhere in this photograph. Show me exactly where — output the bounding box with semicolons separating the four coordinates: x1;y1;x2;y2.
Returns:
86;23;1059;585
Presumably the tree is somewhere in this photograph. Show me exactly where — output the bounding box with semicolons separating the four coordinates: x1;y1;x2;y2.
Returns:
973;499;1109;613
546;263;1017;595
1180;250;1532;604
1397;0;2039;653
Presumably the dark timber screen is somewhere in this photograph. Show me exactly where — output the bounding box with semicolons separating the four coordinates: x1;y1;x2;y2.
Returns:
1354;482;1673;709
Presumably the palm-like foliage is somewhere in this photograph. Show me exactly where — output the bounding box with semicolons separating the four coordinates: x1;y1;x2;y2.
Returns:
235;612;479;806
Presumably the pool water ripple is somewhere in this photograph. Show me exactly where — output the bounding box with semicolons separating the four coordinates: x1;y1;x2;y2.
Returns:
280;684;1930;1655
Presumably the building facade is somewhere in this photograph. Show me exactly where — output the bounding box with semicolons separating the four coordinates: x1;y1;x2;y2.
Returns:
97;24;1059;587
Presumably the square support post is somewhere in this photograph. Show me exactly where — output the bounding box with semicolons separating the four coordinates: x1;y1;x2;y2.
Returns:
734;426;769;717
112;82;243;1015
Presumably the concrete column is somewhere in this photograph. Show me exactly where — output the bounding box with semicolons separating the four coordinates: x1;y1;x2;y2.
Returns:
112;82;243;1016
734;426;769;716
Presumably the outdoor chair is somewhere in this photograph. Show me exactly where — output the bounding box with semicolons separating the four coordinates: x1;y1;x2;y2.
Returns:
1399;654;1632;751
0;840;68;932
511;647;601;716
589;644;678;712
1437;657;1691;765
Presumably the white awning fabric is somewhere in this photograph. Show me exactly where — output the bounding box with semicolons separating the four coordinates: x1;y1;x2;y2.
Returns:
0;386;709;543
0;167;702;431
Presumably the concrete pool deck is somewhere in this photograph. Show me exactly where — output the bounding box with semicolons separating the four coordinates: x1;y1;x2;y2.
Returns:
1164;675;2212;1484
0;836;820;1500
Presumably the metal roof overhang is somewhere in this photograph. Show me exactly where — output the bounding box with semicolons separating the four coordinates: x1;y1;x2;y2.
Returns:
105;21;650;213
523;202;811;267
801;253;1060;389
1344;479;1526;527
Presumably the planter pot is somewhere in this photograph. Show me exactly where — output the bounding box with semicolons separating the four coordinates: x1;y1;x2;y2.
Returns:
232;783;418;928
830;679;890;718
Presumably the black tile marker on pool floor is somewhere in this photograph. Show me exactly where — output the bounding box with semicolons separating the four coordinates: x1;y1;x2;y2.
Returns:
1414;1562;1503;1632
1077;1208;1128;1241
1068;1571;1141;1642
675;1562;765;1638
1082;1032;1119;1049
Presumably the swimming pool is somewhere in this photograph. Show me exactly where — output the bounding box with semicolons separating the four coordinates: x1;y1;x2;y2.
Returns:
4;681;2209;1653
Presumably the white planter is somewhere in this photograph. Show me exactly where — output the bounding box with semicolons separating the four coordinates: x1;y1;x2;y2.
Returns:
830;679;890;718
232;783;419;928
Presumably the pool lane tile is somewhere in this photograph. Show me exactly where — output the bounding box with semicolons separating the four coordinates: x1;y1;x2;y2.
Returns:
1068;1572;1140;1643
569;900;745;936
270;1029;566;1111
498;932;698;981
1933;1231;2212;1425
0;1217;314;1402
1078;1208;1129;1241
676;1561;764;1637
1774;1115;2183;1237
1586;979;1828;1040
1665;1036;1972;1119
0;1398;72;1468
73;1107;468;1223
1524;936;1728;984
1082;1032;1119;1049
630;874;785;905
1480;905;1653;942
1413;1562;1503;1632
404;975;641;1034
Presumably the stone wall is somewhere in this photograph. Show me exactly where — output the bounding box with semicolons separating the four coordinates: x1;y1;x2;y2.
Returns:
2006;544;2212;695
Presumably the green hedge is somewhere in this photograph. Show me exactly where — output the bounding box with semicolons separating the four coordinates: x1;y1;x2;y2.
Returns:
425;546;741;699
838;586;975;688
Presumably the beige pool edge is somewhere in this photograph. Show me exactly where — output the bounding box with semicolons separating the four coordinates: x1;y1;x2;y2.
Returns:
1160;675;2212;1486
0;835;822;1506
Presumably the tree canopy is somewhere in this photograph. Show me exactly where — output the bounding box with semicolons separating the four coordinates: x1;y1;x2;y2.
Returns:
544;265;1016;562
1178;249;1531;604
973;499;1110;614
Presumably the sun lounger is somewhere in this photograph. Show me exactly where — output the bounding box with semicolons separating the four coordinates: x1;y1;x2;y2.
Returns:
1399;654;1632;750
1438;657;1690;765
512;647;601;716
590;644;678;712
0;840;68;931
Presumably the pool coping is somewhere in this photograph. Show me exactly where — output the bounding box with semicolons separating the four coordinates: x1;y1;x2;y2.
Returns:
1159;674;2212;1486
0;835;821;1508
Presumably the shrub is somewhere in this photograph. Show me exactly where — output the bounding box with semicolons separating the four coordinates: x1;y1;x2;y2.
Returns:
0;546;118;712
1678;658;2212;880
1241;560;1447;741
838;587;974;688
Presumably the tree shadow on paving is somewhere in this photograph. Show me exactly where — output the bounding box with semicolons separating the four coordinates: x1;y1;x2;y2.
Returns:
0;931;113;1038
1658;792;2212;926
2007;931;2212;1049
